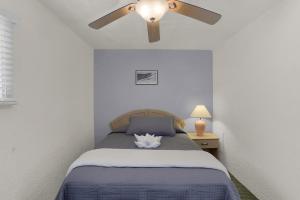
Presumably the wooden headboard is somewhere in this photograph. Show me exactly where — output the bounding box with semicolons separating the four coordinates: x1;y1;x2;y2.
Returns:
110;109;185;131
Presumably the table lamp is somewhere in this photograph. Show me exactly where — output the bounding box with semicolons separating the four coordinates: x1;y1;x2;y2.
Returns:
191;105;212;136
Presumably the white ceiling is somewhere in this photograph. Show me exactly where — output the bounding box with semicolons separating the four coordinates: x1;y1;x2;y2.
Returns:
39;0;280;49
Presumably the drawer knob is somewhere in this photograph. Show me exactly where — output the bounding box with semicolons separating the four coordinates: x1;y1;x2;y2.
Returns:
201;142;209;146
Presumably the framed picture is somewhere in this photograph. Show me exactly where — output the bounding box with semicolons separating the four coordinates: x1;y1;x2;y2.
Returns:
135;70;158;85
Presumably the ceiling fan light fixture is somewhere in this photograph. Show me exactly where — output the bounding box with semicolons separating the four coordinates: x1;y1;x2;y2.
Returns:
88;0;222;43
136;0;169;22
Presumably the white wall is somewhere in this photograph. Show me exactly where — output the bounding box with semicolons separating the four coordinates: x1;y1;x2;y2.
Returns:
0;0;94;200
213;1;300;200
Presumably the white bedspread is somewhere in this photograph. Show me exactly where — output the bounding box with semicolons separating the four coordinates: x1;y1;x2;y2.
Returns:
67;148;230;178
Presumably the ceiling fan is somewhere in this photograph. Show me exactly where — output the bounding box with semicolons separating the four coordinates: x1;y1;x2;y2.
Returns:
89;0;221;43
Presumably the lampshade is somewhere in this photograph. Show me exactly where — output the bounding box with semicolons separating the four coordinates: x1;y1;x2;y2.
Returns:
191;105;212;118
135;0;169;22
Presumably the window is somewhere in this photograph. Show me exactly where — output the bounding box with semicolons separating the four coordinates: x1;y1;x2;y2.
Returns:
0;14;15;104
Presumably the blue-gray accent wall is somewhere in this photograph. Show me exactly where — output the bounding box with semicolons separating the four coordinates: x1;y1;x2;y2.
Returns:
94;50;213;146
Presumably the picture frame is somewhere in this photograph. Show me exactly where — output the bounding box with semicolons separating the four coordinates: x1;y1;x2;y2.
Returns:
135;70;158;85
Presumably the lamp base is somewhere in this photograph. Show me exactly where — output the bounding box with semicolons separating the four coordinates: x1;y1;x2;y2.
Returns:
195;119;206;136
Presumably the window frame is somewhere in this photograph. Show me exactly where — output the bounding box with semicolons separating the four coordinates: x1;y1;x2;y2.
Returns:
0;13;16;105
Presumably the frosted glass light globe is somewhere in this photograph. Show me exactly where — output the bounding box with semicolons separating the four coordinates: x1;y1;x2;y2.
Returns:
135;0;169;22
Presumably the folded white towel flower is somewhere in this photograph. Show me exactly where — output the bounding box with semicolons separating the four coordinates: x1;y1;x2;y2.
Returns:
134;133;162;149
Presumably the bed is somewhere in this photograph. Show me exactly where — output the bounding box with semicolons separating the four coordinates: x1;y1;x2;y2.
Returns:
56;109;240;200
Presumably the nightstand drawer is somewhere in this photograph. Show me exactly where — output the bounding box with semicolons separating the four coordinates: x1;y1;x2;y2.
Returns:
194;139;219;149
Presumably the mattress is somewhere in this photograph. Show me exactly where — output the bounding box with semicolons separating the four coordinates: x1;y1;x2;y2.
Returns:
56;133;240;200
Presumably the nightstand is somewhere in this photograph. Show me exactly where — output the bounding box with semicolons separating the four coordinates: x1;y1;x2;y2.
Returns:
187;132;219;158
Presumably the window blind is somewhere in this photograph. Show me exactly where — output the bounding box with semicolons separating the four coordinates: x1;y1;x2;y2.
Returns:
0;14;15;103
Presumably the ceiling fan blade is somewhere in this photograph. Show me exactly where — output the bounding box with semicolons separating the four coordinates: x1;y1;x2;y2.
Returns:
89;4;135;29
147;21;160;43
169;0;221;25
